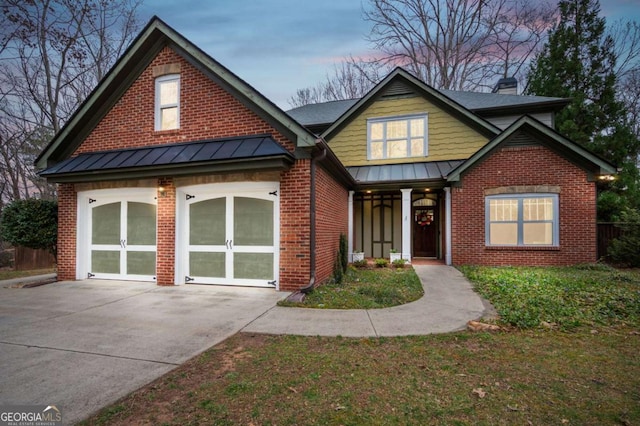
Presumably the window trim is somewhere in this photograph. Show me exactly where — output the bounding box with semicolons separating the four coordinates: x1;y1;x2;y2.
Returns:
367;114;428;160
155;74;180;131
485;193;559;247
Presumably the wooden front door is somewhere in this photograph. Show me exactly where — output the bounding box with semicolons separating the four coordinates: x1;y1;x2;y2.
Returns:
413;205;438;257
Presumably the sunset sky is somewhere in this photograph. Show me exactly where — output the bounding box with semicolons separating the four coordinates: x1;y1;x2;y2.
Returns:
139;0;640;108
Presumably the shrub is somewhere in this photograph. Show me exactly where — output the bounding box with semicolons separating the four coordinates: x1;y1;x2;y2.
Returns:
374;258;388;268
352;259;368;268
0;199;58;258
392;258;407;268
339;233;348;273
608;208;640;267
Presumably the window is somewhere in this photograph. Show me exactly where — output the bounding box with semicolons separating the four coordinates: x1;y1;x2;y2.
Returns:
486;194;558;246
368;114;427;160
155;74;180;131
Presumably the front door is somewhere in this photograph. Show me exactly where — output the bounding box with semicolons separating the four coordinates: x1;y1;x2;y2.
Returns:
413;199;438;257
180;183;279;288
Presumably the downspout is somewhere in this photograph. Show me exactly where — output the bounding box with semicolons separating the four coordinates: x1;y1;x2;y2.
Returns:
300;138;327;294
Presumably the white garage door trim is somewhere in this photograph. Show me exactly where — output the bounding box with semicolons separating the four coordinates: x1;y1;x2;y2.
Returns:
77;188;157;282
175;182;280;289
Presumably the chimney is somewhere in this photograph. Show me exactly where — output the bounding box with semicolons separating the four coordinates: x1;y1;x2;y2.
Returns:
492;77;518;95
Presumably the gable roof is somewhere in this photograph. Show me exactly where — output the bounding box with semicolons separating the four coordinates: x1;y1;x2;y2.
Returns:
319;68;502;141
446;115;617;182
286;84;567;127
36;17;317;170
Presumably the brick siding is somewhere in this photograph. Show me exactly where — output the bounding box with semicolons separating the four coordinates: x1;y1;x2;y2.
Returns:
315;165;349;284
451;145;597;265
56;46;313;289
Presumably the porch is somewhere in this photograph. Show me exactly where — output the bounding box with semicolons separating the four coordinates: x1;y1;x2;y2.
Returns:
347;188;452;264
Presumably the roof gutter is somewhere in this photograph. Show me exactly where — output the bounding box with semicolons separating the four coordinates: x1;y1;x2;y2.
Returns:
299;138;327;294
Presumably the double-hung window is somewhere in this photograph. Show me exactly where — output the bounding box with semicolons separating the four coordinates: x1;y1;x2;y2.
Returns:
155;74;180;131
368;114;427;160
486;194;559;246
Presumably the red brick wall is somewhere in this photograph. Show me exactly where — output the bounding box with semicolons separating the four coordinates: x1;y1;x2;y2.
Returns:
156;177;175;285
279;160;312;291
56;46;312;289
315;165;349;284
57;184;77;281
451;145;597;266
75;47;295;154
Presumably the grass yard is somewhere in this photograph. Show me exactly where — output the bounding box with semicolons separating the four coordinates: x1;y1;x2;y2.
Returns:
278;266;423;309
82;265;640;425
0;268;55;281
461;264;640;330
83;329;640;426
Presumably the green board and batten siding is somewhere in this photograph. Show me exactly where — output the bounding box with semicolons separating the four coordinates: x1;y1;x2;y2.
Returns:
329;96;490;167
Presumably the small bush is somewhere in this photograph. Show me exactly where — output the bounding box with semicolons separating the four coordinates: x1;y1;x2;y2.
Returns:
352;259;368;268
339;233;348;273
0;199;58;258
374;258;388;268
392;258;407;268
608;208;640;267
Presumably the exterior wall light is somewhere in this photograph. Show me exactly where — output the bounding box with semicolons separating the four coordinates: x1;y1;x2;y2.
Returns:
158;186;167;197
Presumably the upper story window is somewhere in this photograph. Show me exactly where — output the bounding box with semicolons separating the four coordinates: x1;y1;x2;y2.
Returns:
155;74;180;131
485;194;559;246
367;114;427;160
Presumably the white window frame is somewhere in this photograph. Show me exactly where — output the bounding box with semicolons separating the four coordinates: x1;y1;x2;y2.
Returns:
367;114;428;160
485;193;559;247
155;74;180;131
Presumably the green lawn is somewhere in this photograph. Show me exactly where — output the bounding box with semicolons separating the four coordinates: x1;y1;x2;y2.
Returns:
0;268;56;281
82;265;640;425
461;264;640;329
278;266;424;309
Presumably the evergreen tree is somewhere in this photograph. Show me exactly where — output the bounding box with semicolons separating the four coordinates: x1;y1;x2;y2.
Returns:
526;0;640;220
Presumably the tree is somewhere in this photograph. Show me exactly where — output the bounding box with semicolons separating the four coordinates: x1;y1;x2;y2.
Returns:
0;0;142;204
288;59;389;107
290;0;556;106
364;0;556;91
526;0;640;220
0;199;58;258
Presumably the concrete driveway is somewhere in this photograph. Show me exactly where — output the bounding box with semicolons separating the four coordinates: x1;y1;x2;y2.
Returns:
0;279;286;425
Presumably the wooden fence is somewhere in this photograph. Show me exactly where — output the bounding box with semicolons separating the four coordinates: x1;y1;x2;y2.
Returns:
596;222;638;260
13;246;55;270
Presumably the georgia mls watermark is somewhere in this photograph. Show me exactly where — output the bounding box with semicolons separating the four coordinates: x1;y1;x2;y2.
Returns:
0;405;62;426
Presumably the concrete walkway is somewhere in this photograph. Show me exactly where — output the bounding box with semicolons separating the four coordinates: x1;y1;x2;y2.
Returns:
244;265;492;337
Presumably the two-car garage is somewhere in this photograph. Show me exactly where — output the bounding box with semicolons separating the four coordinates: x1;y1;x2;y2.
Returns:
76;182;280;289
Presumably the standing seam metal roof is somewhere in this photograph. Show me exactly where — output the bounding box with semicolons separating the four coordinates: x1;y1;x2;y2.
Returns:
346;160;464;184
39;135;292;177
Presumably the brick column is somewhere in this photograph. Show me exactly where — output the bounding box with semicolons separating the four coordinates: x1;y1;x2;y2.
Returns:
57;184;77;281
156;177;176;285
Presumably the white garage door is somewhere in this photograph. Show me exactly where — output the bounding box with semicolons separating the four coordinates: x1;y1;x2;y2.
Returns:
177;182;279;288
77;189;157;282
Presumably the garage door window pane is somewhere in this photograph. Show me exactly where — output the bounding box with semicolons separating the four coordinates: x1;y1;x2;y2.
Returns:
234;197;273;246
92;203;121;245
190;198;225;245
234;253;273;280
92;250;120;274
127;202;156;245
190;252;225;278
127;251;155;276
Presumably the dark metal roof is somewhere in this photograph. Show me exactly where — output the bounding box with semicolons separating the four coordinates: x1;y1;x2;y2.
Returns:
287;91;566;127
40;135;294;181
347;160;464;184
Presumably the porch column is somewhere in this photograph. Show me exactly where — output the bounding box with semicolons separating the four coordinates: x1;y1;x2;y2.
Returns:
401;188;412;263
348;190;354;262
444;187;452;265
